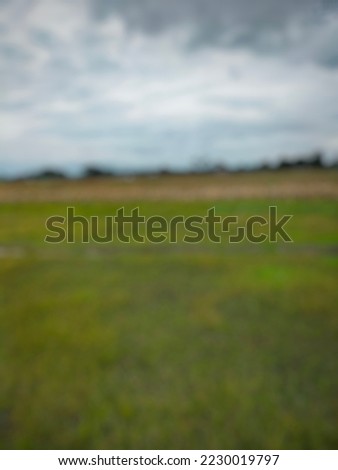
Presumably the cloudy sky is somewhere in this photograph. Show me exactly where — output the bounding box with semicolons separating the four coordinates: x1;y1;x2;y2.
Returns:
1;0;338;176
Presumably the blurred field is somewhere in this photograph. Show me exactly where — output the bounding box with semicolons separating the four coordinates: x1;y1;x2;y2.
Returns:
1;169;338;202
0;169;338;449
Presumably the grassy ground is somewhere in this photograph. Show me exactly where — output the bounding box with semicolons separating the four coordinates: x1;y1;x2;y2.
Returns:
0;172;337;449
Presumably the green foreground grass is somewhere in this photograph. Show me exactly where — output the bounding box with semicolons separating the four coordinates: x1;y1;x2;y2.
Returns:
0;199;338;449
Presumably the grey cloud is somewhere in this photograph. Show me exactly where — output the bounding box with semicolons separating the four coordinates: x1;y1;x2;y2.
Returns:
90;0;323;32
0;42;32;62
89;0;338;67
320;53;338;68
2;0;338;68
30;28;58;48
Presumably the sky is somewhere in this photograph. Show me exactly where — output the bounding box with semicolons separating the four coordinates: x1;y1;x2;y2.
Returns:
1;0;338;176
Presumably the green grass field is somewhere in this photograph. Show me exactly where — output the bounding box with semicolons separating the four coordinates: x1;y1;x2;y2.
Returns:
0;179;338;448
